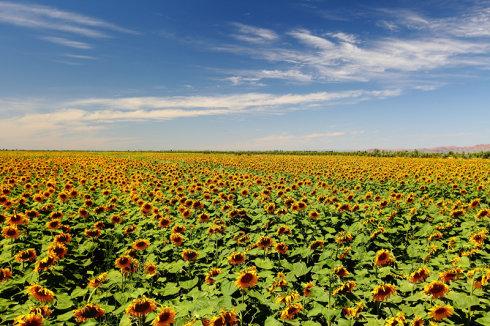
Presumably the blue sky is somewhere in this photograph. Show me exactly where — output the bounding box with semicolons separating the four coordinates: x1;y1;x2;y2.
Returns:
0;0;489;150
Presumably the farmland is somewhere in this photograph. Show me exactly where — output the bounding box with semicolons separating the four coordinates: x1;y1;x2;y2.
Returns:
0;152;488;325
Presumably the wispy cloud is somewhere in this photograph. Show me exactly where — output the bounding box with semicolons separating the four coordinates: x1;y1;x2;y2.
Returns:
380;7;490;37
224;69;313;85
0;90;397;148
64;54;97;60
216;7;490;87
231;22;278;44
0;1;138;38
41;36;92;49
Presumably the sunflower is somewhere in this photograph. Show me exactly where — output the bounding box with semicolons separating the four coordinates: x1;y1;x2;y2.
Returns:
126;297;157;317
439;268;463;283
276;291;300;305
29;306;52;318
279;303;303;320
235;267;259;289
372;284;397;301
7;213;29;225
111;214;123;224
228;252;246;266
14;314;43;326
424;281;449;299
335;231;353;245
256;236;274;249
385;313;406;326
374;249;395;267
333;265;350;278
115;255;132;269
45;219;61;230
2;225;20;239
48;242;68;260
144;262;158;276
309;239;325;251
34;256;57;272
84;228;101;238
121;259;139;276
182;249;198;262
469;229;487;247
332;281;357;296
205;268;222;285
308;210;320;219
53;233;72;244
275;242;288;254
88;272;108;288
411;316;424;326
197;213;210;223
172;225;186;234
73;303;105;323
303;282;314;297
408;266;430;283
158;216;172;228
170;233;185;246
277;225;292;236
153;307;177;326
27;284;55;303
428;304;454;321
0;267;12;282
132;239;150;251
342;301;365;319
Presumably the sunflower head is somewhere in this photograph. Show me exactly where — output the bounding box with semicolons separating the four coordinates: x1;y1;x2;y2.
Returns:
374;249;395;267
275;242;288;254
279;303;303;320
408;266;430;283
14;313;43;326
73;303;105;323
372;283;397;302
132;239;150;251
152;306;177;326
0;267;13;282
27;284;55;303
424;280;449;299
228;252;246;266
235;267;259;289
182;249;199;262
126;297;157;317
429;304;454;321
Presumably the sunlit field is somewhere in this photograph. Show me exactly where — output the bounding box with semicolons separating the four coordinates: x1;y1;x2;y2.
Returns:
1;152;489;325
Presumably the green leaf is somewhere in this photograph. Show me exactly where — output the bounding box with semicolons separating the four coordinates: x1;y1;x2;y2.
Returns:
264;316;283;326
56;293;74;309
254;258;275;269
291;262;310;277
181;277;199;290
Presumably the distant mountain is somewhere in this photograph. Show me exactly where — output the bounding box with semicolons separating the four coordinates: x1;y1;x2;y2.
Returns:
418;144;490;153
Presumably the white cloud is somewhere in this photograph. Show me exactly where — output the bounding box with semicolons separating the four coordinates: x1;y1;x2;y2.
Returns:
383;7;490;38
231;22;278;43
64;54;97;60
0;90;398;148
0;1;138;38
224;69;313;85
217;8;490;86
41;36;92;49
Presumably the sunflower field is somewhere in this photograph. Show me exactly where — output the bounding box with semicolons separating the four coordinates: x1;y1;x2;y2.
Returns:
0;151;489;326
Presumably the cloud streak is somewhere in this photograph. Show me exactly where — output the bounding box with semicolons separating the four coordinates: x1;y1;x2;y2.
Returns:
41;36;92;49
0;89;398;148
0;1;138;38
216;7;490;87
231;22;278;44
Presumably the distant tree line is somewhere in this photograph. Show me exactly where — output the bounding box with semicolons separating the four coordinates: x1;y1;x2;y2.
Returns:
1;149;489;158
